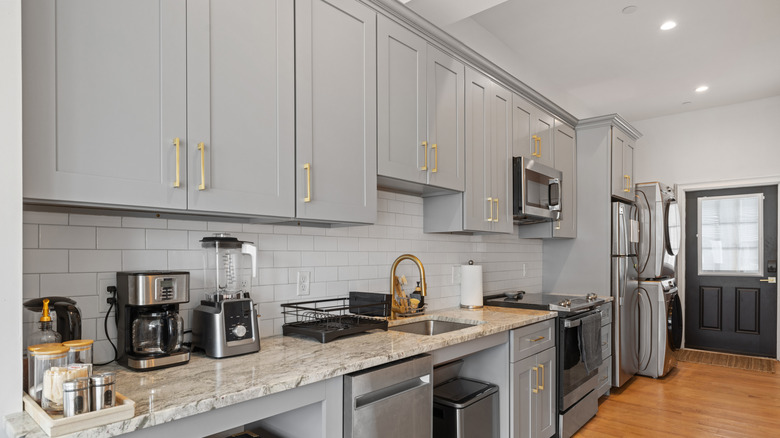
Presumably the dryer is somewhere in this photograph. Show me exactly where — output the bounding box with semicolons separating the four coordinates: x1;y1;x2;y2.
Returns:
635;279;682;378
635;182;681;280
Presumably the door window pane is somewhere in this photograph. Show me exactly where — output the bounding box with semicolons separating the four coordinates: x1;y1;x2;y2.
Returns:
698;193;763;275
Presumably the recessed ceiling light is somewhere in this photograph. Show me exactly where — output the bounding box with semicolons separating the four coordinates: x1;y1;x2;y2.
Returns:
660;21;677;30
682;101;692;105
695;85;709;93
622;6;638;14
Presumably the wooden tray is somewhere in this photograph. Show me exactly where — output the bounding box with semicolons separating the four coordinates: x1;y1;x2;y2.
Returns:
23;392;135;437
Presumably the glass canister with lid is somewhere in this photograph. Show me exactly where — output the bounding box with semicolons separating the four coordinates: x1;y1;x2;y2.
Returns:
28;344;69;413
63;339;94;376
26;343;63;402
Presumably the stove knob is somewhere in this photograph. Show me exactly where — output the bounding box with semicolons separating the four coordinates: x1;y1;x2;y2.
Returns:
232;324;247;338
586;293;597;301
559;299;571;307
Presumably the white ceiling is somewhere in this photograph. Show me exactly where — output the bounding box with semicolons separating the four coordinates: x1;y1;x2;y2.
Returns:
403;0;780;121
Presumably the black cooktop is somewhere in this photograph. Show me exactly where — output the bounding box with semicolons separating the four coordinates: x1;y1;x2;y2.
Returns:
484;292;604;313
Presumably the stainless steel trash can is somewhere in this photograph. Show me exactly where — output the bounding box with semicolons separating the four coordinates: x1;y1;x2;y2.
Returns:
432;377;498;438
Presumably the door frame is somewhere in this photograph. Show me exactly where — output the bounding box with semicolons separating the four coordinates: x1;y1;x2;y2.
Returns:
677;176;780;359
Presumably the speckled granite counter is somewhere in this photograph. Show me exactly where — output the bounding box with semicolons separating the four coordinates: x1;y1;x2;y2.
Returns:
4;306;554;437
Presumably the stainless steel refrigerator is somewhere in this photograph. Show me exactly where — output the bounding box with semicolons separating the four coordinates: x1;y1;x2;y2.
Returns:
611;201;639;387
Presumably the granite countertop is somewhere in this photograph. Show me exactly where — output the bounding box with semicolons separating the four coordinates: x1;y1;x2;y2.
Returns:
5;306;555;438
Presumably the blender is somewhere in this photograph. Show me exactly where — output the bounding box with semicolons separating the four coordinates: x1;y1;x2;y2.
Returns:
191;233;261;358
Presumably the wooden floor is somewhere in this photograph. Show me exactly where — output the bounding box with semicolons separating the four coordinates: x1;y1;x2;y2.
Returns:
575;361;780;437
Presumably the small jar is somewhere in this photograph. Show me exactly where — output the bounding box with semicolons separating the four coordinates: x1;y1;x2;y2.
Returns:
26;343;63;402
63;339;94;376
90;372;117;411
62;377;91;417
30;344;69;413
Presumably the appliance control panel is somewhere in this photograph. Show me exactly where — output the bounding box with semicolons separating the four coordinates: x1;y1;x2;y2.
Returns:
223;300;255;342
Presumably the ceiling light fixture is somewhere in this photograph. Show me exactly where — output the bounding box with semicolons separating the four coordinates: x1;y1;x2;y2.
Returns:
695;85;709;93
660;21;677;30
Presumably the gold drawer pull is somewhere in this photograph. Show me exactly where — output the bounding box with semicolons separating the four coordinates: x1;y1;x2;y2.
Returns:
421;141;428;171
197;142;206;191
530;336;545;342
304;163;312;203
173;138;181;188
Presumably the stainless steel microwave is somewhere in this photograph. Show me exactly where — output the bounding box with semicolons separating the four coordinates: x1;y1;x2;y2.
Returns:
513;157;562;224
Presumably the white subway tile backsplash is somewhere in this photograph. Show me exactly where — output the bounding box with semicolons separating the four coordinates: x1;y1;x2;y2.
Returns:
146;229;188;250
40;225;95;249
69;250;122;272
24;249;68;273
69;214;122;227
122;217;167;229
23;224;38;248
23;211;68;225
22;191;542;345
122;250;169;271
97;228;145;249
40;273;96;296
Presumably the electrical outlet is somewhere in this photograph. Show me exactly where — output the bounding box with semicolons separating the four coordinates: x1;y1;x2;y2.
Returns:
297;271;311;296
521;263;527;278
97;275;117;313
452;265;462;284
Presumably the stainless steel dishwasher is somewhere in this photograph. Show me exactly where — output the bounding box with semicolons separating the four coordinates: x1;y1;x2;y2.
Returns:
344;354;433;438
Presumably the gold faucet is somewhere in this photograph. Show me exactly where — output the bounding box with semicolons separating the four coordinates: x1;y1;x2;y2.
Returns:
389;254;427;320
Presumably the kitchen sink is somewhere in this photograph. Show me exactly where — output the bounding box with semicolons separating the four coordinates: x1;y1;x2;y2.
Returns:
389;319;479;336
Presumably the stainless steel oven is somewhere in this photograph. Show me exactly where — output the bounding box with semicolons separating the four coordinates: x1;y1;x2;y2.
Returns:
513;157;562;224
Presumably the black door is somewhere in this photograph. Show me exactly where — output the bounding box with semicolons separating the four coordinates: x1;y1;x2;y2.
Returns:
685;185;777;357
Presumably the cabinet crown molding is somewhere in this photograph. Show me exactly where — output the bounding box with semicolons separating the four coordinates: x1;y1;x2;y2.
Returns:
576;113;643;140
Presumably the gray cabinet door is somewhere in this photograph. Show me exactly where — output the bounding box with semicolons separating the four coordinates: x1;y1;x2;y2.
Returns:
296;0;377;223
491;82;513;234
536;347;557;438
553;122;576;238
533;111;555;168
512;93;533;159
511;354;537;438
377;15;427;185
464;68;492;232
187;0;295;218
611;127;633;201
427;46;465;192
23;0;187;210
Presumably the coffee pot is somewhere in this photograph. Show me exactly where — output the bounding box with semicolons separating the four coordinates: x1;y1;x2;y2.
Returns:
131;310;183;355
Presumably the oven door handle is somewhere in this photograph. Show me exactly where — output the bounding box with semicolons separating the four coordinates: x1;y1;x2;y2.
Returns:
563;309;600;328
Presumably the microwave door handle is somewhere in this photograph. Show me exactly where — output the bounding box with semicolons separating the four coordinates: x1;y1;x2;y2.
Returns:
548;178;561;209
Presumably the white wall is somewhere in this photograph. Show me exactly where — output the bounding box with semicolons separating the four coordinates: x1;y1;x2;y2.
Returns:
1;0;24;429
632;95;780;185
23;193;542;363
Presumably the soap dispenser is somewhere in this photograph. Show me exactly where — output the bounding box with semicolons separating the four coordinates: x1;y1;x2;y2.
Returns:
28;298;62;347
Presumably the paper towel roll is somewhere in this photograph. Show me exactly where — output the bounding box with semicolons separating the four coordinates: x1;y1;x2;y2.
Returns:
460;264;483;309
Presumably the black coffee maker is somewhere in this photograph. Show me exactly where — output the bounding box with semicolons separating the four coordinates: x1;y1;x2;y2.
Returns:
23;296;82;341
116;271;190;371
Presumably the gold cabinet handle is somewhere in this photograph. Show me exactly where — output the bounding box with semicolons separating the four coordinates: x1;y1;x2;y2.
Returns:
628;175;631;191
555;220;561;230
421;141;428;171
173;138;181;188
530;336;545;342
759;277;776;283
536;136;542;158
531;135;539;157
197;142;206;191
432;143;438;173
304;163;312;202
493;198;499;222
532;366;539;393
623;175;630;192
487;197;494;222
539;364;545;391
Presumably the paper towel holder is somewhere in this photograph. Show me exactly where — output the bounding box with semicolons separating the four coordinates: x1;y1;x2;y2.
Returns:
460;260;483;309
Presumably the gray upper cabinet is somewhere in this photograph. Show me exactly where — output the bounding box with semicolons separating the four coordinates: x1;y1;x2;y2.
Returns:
512;93;554;168
23;0;295;219
610;126;635;202
377;16;464;193
552;122;576;238
295;0;377;224
187;0;295;218
23;0;188;210
424;67;510;234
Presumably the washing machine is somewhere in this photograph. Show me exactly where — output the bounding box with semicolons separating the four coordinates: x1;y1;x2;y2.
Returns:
635;182;681;280
635;278;683;378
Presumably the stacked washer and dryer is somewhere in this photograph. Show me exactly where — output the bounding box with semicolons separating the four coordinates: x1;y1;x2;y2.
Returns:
634;182;684;378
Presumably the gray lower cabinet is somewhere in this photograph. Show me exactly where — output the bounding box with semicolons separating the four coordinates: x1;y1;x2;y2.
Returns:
510;320;556;438
22;0;188;210
295;0;377;224
424;67;511;234
377;15;465;193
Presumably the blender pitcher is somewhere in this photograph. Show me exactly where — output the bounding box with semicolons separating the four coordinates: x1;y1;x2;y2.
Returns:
200;234;257;300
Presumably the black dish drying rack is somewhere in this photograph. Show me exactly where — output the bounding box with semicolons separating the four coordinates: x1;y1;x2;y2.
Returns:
281;296;389;343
